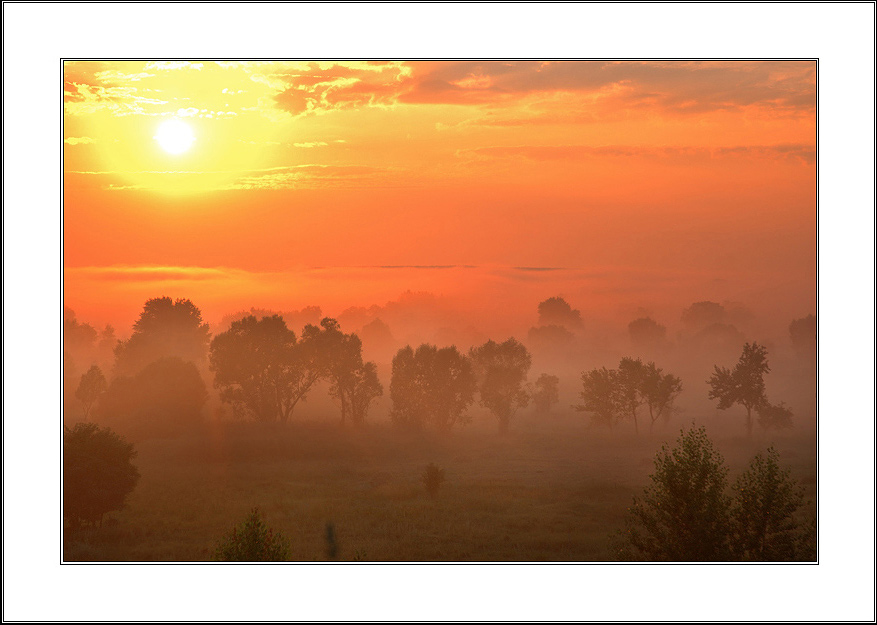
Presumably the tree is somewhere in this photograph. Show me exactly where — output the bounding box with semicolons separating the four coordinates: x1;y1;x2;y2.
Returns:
64;422;140;529
681;300;726;330
114;297;211;376
306;318;381;426
789;314;816;354
390;344;476;431
97;357;207;438
537;296;583;330
469;338;532;434
347;361;383;426
575;367;622;429
213;507;291;562
639;362;683;434
75;365;107;421
628;317;667;349
532;373;560;414
210;315;320;423
756;401;794;431
577;358;682;434
613;425;732;561
707;342;770;437
730;447;814;561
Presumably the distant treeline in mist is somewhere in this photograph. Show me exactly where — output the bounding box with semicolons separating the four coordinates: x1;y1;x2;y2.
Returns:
64;295;816;440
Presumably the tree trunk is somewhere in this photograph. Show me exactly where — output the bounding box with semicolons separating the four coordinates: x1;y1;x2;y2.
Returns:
746;406;753;437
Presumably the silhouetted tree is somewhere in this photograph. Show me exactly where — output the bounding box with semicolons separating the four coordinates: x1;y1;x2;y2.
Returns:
347;361;383;426
114;297;211;376
98;357;207;437
708;342;770;437
789;314;817;354
390;344;476;431
681;301;726;330
75;365;107;421
526;324;576;351
306;318;380;426
469;338;532;434
639;362;683;434
210;315;319;423
756;401;794;431
64;422;140;529
730;447;814;561
628;317;667;349
575;367;621;429
64;307;98;357
613;425;732;561
537;296;583;330
532;373;560;414
577;358;682;434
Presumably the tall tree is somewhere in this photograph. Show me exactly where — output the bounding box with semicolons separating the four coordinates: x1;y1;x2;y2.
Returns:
575;367;622;429
75;365;107;421
639;362;683;434
469;338;532;434
531;373;560;414
537;297;583;330
708;342;770;437
390;344;476;431
114;297;211;376
305;318;380;426
210;315;318;423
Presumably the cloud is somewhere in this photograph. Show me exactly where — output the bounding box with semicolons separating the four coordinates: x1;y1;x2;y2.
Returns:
143;61;203;71
64;137;95;145
293;141;329;148
67;265;239;282
461;143;816;164
222;164;385;190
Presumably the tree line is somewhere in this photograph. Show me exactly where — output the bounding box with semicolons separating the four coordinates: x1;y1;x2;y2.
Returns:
66;296;803;438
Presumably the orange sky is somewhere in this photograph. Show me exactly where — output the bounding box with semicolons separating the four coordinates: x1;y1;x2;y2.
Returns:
63;60;816;335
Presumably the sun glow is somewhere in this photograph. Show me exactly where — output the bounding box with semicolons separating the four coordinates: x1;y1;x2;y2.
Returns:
154;119;195;154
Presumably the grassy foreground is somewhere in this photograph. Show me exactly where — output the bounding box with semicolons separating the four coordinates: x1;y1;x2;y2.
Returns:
63;412;817;562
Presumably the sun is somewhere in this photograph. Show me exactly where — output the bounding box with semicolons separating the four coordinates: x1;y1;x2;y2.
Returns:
154;119;195;154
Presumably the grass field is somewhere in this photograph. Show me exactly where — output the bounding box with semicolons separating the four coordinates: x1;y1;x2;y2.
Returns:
63;410;817;563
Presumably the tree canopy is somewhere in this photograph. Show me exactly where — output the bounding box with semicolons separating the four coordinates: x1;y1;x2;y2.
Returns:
64;422;140;529
114;297;211;376
707;342;771;436
390;344;475;430
469;338;532;434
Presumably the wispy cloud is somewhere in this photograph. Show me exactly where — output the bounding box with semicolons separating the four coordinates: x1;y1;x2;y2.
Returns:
64;137;95;145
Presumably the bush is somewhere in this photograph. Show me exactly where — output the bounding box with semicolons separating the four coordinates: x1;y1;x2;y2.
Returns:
613;426;815;561
64;423;140;530
422;463;446;498
613;425;732;561
213;507;291;562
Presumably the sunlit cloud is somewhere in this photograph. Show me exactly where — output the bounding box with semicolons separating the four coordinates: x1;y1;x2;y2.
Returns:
64;137;95;145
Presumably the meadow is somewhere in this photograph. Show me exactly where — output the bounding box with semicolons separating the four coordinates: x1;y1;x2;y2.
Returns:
62;409;817;563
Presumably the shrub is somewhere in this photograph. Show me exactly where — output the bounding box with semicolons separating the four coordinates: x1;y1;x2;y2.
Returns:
214;507;292;562
64;422;140;530
422;463;446;498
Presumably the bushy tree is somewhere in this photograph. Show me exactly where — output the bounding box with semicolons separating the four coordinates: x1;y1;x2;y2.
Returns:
532;373;560;414
213;507;291;562
628;317;667;349
613;428;815;562
730;447;813;561
469;338;532;434
210;315;318;423
390;344;476;431
681;300;726;330
577;358;682;434
575;367;621;429
306;318;381;426
613;426;732;561
114;297;211;377
757;401;794;431
64;423;140;529
97;357;207;438
708;342;771;436
537;297;583;330
76;365;107;421
789;314;817;354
